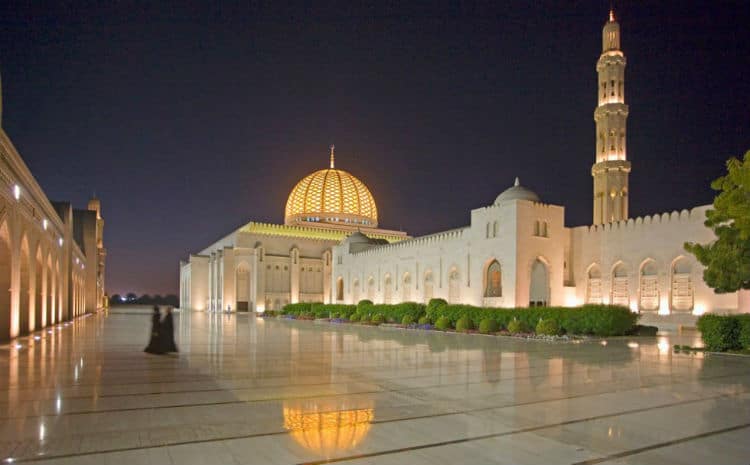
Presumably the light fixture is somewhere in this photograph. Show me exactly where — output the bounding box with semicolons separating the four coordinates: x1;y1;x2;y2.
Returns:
58;238;63;247
13;184;20;200
43;219;48;230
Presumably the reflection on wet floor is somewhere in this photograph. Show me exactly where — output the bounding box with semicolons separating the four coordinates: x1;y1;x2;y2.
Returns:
0;308;748;465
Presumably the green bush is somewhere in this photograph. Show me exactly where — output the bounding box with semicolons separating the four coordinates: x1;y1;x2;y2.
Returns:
329;312;339;319
418;315;431;325
507;319;527;334
536;318;559;336
402;315;415;326
349;313;361;322
435;316;451;331
426;298;448;321
455;316;473;332
478;318;498;334
371;313;385;325
738;315;750;349
282;302;314;316
356;300;374;317
697;314;742;351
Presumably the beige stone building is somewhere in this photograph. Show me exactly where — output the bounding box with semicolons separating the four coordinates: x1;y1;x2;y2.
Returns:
182;12;748;325
0;75;106;342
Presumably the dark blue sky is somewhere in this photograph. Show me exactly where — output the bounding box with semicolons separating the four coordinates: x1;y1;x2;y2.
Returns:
1;1;748;295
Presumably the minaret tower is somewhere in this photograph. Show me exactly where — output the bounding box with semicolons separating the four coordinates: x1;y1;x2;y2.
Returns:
592;9;630;224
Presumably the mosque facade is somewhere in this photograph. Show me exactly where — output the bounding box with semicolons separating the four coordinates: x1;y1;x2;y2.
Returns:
181;13;748;323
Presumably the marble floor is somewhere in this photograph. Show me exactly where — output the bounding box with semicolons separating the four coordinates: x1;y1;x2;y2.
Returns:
1;309;749;465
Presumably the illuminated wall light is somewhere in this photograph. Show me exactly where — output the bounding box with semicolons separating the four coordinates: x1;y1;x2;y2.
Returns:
42;219;48;230
14;344;22;349
13;184;21;200
58;238;63;247
693;303;706;316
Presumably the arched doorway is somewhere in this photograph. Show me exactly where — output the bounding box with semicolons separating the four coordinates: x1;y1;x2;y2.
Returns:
401;273;411;302
639;260;659;311
586;264;602;304
529;259;548;307
46;254;54;325
0;219;11;341
423;271;434;303
19;235;30;335
448;268;460;303
35;246;43;329
236;262;250;311
352;279;360;304
611;262;629;307
671;257;693;312
336;277;344;302
484;260;502;297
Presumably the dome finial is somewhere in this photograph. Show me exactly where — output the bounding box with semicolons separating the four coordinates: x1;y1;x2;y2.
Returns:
514;177;520;187
329;144;335;169
609;8;615;22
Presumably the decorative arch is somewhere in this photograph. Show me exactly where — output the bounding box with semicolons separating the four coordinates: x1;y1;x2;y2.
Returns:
610;261;629;307
0;219;11;341
352;278;360;304
366;276;375;301
423;270;434;303
638;259;660;311
19;233;30;335
46;253;55;325
529;257;549;306
34;244;43;328
483;259;502;298
670;256;693;312
585;263;602;304
401;272;411;302
383;274;393;304
448;267;460;304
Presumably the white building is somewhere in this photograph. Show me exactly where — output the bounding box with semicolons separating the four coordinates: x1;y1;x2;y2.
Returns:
182;12;748;324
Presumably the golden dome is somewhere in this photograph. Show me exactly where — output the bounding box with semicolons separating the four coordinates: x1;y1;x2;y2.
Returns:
284;146;378;228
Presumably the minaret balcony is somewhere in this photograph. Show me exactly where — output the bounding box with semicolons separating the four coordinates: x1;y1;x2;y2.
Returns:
594;103;629;119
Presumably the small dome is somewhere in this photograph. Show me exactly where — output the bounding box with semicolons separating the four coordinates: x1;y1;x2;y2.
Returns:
494;177;540;205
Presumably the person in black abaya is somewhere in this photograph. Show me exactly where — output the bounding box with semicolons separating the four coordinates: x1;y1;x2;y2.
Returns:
144;306;164;354
160;306;178;353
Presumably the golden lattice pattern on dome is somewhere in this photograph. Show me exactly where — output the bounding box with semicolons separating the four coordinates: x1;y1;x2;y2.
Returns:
283;406;374;457
284;146;378;227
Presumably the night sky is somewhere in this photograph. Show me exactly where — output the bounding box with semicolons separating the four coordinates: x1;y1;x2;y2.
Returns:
1;1;748;296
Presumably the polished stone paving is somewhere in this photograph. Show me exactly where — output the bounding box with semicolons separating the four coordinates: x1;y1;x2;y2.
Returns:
1;308;749;464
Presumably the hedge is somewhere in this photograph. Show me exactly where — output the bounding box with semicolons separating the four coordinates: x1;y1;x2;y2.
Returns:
282;301;638;336
696;314;750;352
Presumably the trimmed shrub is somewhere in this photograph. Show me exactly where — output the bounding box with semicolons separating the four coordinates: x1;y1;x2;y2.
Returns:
536;318;559;336
455;316;473;332
356;300;374;317
478;318;498;334
402;315;415;326
371;313;385;325
435;316;451;331
349;313;361;322
739;315;750;349
426;298;448;321
697;314;742;351
329;312;338;319
507;319;527;334
282;302;314;316
418;315;431;325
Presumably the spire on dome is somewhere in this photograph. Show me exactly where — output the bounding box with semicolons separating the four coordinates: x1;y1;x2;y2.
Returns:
329;144;335;169
514;177;520;187
609;8;615;22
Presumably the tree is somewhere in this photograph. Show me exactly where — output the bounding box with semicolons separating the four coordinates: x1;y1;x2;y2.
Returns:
685;150;750;293
126;292;137;302
110;294;121;305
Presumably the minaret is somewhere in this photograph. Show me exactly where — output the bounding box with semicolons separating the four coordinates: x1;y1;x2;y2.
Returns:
592;9;630;224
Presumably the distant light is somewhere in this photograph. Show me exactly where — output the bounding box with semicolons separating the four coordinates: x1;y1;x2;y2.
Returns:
120;296;126;302
600;340;608;346
14;344;22;349
4;457;15;463
34;336;41;341
13;184;20;200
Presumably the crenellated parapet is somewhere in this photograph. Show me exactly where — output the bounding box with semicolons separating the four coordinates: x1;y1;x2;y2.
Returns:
578;205;710;236
352;227;468;256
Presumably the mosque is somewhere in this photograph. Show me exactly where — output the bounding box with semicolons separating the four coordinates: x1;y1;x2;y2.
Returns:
0;76;107;342
180;12;747;325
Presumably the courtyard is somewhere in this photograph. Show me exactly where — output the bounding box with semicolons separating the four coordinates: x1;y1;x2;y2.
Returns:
1;309;749;465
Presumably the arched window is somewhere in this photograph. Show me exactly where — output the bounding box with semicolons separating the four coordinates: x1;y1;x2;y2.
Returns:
336;277;344;301
671;257;693;312
541;221;548;237
639;260;659;311
493;221;498;237
352;279;360;304
423;271;434;303
586;264;602;304
611;262;629;307
402;273;411;302
448;268;460;303
484;260;502;297
534;221;540;236
486;223;490;239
